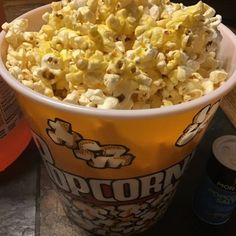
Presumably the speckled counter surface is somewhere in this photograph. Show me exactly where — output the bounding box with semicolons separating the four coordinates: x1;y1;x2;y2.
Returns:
0;143;39;236
1;109;236;236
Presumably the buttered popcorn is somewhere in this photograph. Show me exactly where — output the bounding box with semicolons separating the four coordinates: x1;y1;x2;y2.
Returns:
3;0;228;109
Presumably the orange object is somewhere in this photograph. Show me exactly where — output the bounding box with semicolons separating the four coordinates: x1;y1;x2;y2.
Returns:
0;5;32;172
0;78;32;172
0;115;32;172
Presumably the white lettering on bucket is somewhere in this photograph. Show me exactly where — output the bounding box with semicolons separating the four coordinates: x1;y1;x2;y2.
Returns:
90;179;115;202
113;179;140;201
32;131;54;164
65;172;90;196
164;157;190;188
140;172;164;198
33;132;194;204
46;162;70;192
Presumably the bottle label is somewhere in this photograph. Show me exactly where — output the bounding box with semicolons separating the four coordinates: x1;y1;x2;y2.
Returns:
207;154;236;192
0;79;22;138
193;154;236;224
193;176;236;224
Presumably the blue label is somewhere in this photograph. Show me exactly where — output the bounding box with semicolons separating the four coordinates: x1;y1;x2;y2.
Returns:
193;176;236;225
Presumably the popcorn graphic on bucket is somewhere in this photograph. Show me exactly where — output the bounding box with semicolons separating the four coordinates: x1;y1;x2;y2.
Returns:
59;185;178;236
0;1;236;235
46;118;135;169
176;100;220;146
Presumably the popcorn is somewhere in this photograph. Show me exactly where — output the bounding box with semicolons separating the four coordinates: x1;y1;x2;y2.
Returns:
2;19;28;48
149;5;160;20
97;97;119;109
209;70;228;84
41;54;63;69
201;80;214;94
3;0;228;110
104;73;121;91
106;14;122;32
79;89;106;107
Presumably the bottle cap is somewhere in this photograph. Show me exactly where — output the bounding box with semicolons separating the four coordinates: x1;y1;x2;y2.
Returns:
212;135;236;171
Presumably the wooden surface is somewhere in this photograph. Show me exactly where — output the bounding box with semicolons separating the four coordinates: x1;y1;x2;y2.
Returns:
221;26;236;128
221;87;236;128
3;0;52;22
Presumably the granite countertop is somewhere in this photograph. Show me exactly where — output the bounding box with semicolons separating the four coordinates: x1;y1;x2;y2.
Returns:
1;1;236;236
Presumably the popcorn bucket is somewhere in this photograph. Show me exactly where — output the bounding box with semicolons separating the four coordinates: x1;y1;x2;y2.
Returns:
0;5;236;236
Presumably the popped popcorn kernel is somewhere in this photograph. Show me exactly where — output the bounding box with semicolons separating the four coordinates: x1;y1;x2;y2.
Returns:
3;0;228;110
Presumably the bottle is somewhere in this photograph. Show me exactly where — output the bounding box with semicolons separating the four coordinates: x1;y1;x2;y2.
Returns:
0;78;32;171
193;135;236;225
0;3;32;172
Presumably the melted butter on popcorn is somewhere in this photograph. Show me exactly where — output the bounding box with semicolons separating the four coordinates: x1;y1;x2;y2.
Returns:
3;0;228;109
